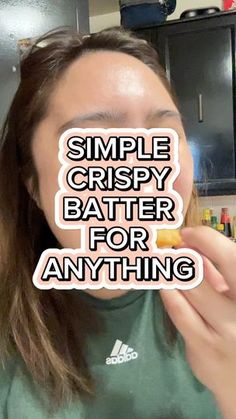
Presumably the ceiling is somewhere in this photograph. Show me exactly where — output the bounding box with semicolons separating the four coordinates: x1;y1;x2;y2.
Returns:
89;0;119;16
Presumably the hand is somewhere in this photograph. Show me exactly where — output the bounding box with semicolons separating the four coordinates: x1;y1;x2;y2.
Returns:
159;226;236;417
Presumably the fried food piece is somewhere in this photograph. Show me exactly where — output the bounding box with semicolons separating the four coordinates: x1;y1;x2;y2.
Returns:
156;229;181;248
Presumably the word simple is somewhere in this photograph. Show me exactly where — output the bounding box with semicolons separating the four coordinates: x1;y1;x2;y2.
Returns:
66;135;170;161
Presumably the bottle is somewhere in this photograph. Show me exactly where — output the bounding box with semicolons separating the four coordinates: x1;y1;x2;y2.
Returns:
232;216;236;241
211;215;218;230
216;223;225;235
220;208;232;237
202;208;211;226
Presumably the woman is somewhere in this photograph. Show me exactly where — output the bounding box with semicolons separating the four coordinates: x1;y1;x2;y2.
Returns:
0;27;235;418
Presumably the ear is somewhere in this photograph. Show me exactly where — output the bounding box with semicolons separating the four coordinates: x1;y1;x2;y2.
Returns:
25;177;42;210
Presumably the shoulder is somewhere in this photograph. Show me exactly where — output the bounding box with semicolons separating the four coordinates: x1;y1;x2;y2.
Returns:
0;357;86;419
0;356;52;418
0;356;18;417
0;356;45;418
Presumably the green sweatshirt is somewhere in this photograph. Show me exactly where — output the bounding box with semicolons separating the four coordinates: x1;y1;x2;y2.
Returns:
0;290;223;419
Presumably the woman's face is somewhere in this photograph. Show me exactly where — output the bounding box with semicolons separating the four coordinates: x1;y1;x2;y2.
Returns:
31;51;193;248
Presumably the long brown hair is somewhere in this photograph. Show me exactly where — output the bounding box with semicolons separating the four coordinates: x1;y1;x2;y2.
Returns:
0;27;200;408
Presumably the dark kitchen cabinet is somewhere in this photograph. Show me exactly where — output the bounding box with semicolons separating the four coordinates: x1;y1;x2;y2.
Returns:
0;0;89;130
135;10;236;196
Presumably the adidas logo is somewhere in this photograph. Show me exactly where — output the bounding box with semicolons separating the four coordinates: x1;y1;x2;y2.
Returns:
106;339;138;365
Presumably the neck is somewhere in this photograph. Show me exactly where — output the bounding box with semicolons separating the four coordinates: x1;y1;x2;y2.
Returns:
84;289;130;300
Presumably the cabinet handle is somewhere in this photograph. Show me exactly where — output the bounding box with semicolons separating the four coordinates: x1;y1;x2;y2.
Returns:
198;93;203;123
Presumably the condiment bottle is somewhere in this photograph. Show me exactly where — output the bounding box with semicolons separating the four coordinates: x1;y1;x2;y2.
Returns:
202;208;211;226
211;216;218;230
220;208;232;237
232;216;236;240
216;223;225;235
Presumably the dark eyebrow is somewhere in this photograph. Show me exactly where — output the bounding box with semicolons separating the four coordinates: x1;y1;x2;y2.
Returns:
57;111;127;135
148;109;182;122
57;109;182;135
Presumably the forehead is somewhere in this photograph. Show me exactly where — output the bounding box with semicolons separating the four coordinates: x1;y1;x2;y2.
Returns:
48;51;176;119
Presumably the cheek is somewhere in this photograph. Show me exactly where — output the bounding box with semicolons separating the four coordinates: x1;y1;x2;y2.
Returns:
173;142;194;216
37;159;82;249
34;138;193;247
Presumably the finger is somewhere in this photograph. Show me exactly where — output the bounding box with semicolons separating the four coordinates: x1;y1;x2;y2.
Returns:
180;226;236;297
181;280;236;336
159;289;212;346
175;240;229;293
201;254;229;292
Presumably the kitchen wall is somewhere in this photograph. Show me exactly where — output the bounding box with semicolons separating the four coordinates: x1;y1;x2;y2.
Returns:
90;11;120;33
89;0;222;32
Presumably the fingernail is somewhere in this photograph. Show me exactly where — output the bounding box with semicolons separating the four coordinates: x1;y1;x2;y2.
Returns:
215;282;230;293
180;227;193;238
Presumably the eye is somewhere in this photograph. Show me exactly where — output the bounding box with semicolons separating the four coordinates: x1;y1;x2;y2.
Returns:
148;123;184;140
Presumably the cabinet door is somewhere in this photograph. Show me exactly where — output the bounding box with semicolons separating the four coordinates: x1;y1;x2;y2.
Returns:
166;27;234;187
0;0;89;129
